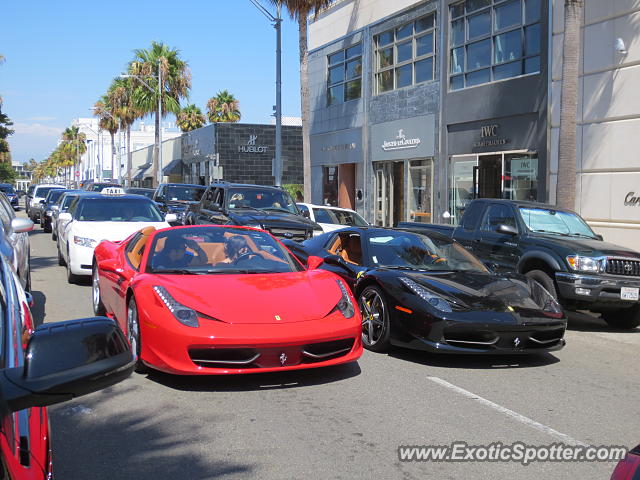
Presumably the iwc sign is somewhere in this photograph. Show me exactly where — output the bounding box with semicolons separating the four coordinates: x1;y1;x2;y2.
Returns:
381;129;421;151
473;124;510;148
238;134;268;153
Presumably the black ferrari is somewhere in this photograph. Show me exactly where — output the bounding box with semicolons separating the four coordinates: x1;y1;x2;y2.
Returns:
285;227;567;354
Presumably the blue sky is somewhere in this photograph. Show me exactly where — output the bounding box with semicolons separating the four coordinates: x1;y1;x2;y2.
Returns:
1;0;303;163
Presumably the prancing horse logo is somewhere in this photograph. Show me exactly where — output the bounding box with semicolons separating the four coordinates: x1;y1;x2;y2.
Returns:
513;337;521;348
279;353;287;366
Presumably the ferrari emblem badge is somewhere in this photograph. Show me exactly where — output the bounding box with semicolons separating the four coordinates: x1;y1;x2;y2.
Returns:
279;353;287;366
275;315;281;321
513;337;521;347
357;271;364;279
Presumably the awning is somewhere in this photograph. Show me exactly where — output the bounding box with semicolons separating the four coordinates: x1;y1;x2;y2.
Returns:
133;163;152;180
162;158;183;176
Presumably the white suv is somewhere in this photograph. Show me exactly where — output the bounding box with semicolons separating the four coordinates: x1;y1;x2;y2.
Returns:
26;184;65;222
296;203;369;233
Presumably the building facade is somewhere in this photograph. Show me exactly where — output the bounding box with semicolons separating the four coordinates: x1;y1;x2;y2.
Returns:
309;0;548;227
12;161;32;190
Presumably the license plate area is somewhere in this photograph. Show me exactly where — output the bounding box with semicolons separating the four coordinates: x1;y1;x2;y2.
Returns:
620;287;639;301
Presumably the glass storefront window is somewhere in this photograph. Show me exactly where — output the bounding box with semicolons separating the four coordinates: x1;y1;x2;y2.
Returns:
450;158;476;224
408;160;433;224
322;166;338;206
503;153;538;201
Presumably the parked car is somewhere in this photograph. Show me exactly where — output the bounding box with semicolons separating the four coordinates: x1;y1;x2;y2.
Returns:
610;444;640;479
0;183;20;210
399;199;640;329
185;182;322;241
0;192;34;291
297;203;369;233
284;227;567;354
25;184;65;222
0;248;134;479
57;191;173;283
125;187;155;199
153;183;206;225
51;191;89;241
92;224;362;374
40;188;70;232
84;182;121;192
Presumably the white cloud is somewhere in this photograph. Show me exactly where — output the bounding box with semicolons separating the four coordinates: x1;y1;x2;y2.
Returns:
27;116;57;122
12;122;63;137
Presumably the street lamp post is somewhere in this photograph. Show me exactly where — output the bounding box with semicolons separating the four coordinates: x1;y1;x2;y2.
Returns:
121;60;162;187
249;0;283;186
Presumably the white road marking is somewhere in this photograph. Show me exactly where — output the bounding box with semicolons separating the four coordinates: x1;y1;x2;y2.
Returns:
427;376;588;447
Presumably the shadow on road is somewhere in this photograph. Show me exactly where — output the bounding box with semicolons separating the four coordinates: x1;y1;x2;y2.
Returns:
565;310;640;333
146;361;362;392
50;385;252;479
387;348;560;370
30;255;58;271
30;290;46;327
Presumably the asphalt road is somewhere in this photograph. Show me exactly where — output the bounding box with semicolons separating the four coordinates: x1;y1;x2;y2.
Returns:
24;216;639;480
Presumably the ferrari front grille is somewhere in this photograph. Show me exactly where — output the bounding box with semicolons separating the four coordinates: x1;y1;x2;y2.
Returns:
189;348;260;368
301;338;354;362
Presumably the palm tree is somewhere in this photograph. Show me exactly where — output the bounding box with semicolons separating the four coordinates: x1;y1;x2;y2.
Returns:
61;126;87;187
206;91;241;123
108;78;140;186
267;0;331;201
93;96;119;181
177;104;206;132
129;41;191;186
556;0;584;210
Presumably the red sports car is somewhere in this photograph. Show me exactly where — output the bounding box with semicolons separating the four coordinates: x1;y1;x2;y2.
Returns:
92;225;363;374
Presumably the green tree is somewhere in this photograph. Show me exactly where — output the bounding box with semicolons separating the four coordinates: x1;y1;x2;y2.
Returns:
268;0;332;201
556;0;584;210
93;96;119;181
0;161;16;183
61;126;87;187
177;104;206;132
108;77;140;185
129;41;191;186
0;106;14;164
206;90;241;123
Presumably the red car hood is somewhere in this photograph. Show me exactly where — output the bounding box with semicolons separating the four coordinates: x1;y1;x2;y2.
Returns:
151;270;343;324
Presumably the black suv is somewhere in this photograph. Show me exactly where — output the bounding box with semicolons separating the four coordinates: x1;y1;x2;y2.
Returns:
153;183;206;225
185;182;322;241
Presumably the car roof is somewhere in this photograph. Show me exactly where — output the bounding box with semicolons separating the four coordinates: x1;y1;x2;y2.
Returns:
161;183;205;188
212;182;284;191
35;184;65;188
297;203;359;213
77;193;153;201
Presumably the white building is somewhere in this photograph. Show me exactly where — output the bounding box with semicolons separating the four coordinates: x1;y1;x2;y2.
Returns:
12;161;32;191
72;118;180;185
550;1;640;249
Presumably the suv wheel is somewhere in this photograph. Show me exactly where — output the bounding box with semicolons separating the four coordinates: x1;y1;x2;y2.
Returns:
601;307;640;329
525;270;558;300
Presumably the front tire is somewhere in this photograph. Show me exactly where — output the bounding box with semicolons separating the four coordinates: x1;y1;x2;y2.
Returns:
57;241;65;266
358;286;391;352
92;265;106;315
525;269;558;300
66;247;79;284
127;296;148;373
601;307;640;329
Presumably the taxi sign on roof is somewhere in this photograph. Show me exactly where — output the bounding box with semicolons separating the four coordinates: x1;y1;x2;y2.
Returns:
101;187;125;196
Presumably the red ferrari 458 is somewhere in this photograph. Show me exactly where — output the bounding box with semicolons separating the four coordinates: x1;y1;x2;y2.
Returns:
92;225;363;374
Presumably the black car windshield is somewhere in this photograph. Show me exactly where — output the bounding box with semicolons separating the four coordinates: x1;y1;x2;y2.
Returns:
148;227;304;274
0;185;15;194
227;188;299;214
166;185;206;202
367;231;488;272
45;189;66;203
519;207;597;238
313;207;368;226
75;198;164;222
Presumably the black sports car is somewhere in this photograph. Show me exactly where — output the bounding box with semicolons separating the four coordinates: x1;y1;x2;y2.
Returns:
285;227;567;354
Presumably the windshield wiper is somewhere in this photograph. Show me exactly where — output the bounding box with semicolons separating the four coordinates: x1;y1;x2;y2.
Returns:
261;207;291;213
531;229;570;236
152;268;204;275
566;232;596;239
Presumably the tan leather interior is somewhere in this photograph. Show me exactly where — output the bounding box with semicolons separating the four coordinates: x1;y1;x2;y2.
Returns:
127;226;156;270
328;233;362;265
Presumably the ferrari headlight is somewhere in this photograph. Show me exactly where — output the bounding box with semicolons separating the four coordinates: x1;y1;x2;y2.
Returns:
400;277;453;313
331;280;355;318
531;281;563;317
566;255;603;273
153;286;199;327
73;236;96;248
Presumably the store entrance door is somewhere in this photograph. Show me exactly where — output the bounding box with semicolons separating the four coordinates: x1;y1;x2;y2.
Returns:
374;161;404;227
475;154;502;199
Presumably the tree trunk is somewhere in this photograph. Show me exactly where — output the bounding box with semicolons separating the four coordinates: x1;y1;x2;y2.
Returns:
152;109;159;188
127;126;132;187
298;15;312;202
556;0;583;209
110;132;115;181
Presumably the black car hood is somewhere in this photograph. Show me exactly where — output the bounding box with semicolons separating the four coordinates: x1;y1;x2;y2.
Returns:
528;234;640;259
401;270;558;316
166;201;194;212
228;210;320;229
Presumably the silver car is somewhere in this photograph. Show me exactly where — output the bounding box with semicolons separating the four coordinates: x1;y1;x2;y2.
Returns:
0;193;34;291
26;184;65;223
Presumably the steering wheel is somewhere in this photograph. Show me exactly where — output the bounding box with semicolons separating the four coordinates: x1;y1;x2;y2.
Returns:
233;252;255;265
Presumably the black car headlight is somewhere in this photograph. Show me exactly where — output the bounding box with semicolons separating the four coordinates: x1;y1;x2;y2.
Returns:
330;280;355;318
566;255;604;273
531;281;563;317
153;286;199;327
400;277;453;313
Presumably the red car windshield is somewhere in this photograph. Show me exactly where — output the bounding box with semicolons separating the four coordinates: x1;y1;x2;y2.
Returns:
147;227;304;274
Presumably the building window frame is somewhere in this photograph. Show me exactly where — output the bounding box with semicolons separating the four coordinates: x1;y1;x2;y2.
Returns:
327;43;363;106
374;12;437;95
449;0;541;91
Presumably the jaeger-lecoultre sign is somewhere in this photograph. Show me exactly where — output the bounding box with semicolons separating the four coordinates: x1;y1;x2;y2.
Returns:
381;129;421;151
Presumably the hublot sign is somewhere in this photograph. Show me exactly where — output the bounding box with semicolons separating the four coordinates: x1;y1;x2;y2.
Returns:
238;134;268;153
